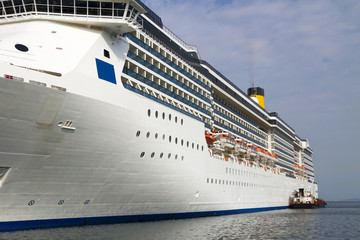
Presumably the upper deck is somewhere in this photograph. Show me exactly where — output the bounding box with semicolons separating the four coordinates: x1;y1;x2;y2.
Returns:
0;0;146;33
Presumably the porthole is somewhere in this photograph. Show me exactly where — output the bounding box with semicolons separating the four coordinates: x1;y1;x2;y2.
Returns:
151;152;155;158
155;133;158;139
140;152;145;157
146;132;150;138
168;153;171;159
181;139;184;146
147;109;151;117
192;143;194;149
201;146;204;151
169;114;171;121
162;112;165;119
181;119;183;125
155;111;158;118
197;144;199;150
169;136;172;143
160;153;164;158
175;116;178;123
136;131;140;137
181;156;184;161
187;141;189;147
162;134;165;140
175;154;178;160
15;43;29;52
175;138;178;144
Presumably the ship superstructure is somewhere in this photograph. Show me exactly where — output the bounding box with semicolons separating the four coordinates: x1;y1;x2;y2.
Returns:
123;1;315;182
0;0;317;231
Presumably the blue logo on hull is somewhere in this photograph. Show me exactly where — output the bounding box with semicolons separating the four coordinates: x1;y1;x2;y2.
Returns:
95;58;117;84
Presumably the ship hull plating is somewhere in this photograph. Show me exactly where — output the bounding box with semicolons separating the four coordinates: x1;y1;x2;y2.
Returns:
0;77;315;230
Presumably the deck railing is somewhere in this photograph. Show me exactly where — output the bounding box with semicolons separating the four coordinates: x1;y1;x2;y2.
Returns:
0;0;144;30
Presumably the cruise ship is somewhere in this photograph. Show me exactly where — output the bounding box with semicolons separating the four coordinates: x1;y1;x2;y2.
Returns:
0;0;317;231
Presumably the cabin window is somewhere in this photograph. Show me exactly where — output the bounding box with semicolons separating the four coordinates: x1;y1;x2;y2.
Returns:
104;49;110;58
140;152;145;157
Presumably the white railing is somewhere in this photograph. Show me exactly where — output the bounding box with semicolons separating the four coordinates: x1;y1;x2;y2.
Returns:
0;1;143;30
163;24;199;53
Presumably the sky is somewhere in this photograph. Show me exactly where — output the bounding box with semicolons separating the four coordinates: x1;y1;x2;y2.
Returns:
142;0;360;201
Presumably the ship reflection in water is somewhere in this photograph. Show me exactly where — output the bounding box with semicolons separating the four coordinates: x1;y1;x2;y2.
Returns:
1;201;359;240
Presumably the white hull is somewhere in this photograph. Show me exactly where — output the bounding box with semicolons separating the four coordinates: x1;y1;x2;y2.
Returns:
0;77;315;228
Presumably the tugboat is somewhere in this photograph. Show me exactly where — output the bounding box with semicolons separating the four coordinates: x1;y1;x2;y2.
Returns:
289;189;327;209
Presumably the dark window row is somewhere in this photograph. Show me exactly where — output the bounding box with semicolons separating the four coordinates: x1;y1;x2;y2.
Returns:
139;151;184;161
225;167;271;180
136;130;205;152
147;109;183;125
206;178;266;188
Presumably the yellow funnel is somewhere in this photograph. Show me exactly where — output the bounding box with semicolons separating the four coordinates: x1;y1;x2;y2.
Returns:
248;87;265;109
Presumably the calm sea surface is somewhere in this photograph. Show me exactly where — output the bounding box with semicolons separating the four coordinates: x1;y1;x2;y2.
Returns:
1;201;359;240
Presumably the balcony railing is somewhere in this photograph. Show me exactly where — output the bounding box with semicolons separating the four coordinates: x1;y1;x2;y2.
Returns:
0;0;146;31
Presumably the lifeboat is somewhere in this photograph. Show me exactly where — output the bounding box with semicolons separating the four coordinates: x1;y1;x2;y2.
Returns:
215;132;235;149
247;144;257;157
265;151;272;160
270;153;278;161
234;139;247;153
256;147;267;158
294;164;306;171
205;131;215;145
210;140;225;153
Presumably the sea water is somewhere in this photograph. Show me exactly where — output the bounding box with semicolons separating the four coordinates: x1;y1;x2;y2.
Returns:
1;201;359;240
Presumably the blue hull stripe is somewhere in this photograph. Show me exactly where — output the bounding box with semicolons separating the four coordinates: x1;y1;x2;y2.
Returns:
0;206;288;231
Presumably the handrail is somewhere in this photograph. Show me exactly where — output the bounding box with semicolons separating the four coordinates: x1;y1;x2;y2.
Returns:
163;24;199;53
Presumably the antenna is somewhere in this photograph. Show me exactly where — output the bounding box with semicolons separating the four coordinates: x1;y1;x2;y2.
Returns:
248;68;255;88
161;0;164;19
